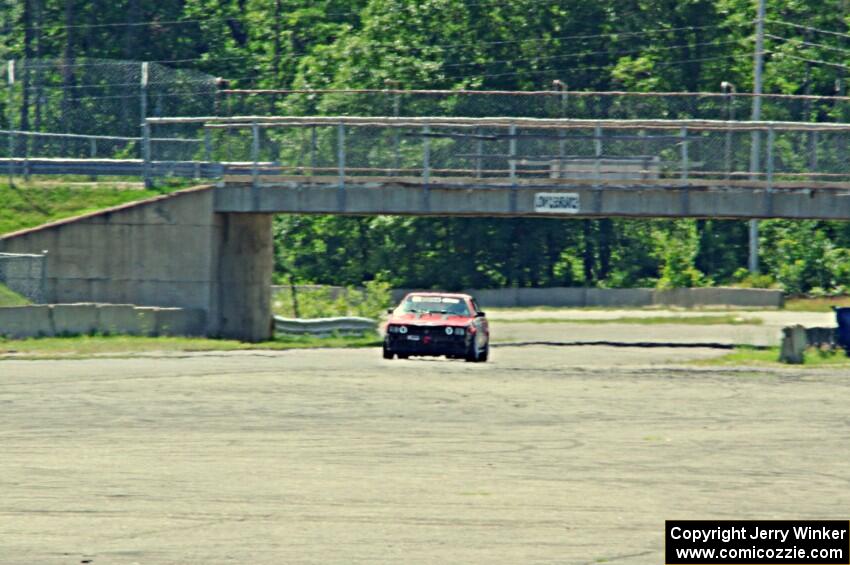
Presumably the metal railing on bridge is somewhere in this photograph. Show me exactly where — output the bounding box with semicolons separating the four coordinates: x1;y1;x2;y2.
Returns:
143;115;850;191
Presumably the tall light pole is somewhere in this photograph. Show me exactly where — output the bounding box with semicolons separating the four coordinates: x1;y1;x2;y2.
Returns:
749;0;766;273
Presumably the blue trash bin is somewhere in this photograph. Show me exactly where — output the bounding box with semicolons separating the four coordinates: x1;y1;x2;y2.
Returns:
834;307;850;354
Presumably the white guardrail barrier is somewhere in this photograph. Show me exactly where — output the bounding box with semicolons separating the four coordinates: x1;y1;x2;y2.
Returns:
273;315;378;336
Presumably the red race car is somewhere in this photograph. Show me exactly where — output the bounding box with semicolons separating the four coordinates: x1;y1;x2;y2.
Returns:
383;292;489;362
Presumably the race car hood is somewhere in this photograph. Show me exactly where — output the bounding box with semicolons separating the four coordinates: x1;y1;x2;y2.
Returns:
387;312;474;327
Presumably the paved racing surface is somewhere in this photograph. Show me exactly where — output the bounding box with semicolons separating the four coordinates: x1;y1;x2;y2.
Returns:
1;346;848;564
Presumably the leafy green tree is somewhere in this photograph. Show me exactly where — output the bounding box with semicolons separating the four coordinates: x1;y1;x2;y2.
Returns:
653;220;705;289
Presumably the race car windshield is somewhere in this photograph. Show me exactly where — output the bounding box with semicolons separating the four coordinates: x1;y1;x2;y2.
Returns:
400;296;471;316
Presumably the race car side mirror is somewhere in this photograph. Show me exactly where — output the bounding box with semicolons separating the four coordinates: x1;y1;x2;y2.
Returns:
476;311;486;317
387;308;394;314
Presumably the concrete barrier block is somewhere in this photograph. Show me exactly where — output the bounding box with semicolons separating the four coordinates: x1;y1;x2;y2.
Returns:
134;307;159;337
468;287;520;308
387;286;783;310
96;304;143;336
0;305;54;338
517;287;584;307
703;287;783;308
585;288;653;307
155;307;206;336
653;287;784;308
780;325;807;364
52;303;99;336
653;288;689;307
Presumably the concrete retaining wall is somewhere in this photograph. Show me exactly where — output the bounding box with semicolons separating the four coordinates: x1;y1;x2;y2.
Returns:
0;185;274;341
651;287;783;308
0;303;207;339
0;186;223;331
0;252;46;303
391;287;783;309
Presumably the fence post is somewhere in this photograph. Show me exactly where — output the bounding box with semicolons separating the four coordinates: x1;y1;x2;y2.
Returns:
89;138;97;181
680;125;689;181
393;89;401;175
140;63;152;187
558;129;566;178
251;121;259;189
142;118;152;188
509;123;517;212
594;124;602;180
508;123;517;181
422;124;430;183
337;123;346;211
337;123;345;187
310;126;317;176
475;127;483;179
6;60;15;187
422;124;430;211
766;126;775;191
559;81;568;116
140;62;148;150
23;130;29;181
203;127;212;163
809;130;819;172
639;129;649;177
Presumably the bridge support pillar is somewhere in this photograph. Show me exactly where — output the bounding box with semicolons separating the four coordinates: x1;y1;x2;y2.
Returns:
216;213;274;342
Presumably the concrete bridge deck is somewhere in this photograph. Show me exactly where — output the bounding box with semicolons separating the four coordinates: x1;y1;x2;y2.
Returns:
216;175;850;220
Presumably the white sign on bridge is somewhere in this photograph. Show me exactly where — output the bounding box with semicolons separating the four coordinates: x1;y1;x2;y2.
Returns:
534;192;580;214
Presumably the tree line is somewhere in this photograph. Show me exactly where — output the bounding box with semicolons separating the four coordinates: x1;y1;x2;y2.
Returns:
3;0;850;292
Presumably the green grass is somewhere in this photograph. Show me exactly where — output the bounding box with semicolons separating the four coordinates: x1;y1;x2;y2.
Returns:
495;315;763;325
0;283;31;307
783;296;850;313
0;333;382;359
0;180;186;235
485;305;770;313
696;346;850;367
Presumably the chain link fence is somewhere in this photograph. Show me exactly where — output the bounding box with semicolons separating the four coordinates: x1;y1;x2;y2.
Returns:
220;89;850;123
0;58;217;162
3;59;850;180
147;117;850;186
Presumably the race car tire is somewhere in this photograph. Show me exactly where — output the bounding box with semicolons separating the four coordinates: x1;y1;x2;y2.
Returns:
478;345;489;362
382;345;393;360
465;340;481;362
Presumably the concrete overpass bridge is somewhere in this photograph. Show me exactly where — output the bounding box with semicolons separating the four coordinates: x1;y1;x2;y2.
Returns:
4;114;850;342
150;115;850;219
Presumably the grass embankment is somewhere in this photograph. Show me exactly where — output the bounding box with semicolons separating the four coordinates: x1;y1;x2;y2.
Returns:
496;314;762;325
697;346;850;367
0;283;30;307
0;333;381;359
0;180;184;235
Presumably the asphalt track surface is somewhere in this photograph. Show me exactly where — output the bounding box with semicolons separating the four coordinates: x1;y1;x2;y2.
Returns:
1;346;849;564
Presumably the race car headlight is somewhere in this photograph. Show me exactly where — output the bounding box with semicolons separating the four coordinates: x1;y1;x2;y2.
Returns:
454;327;465;336
398;325;408;334
388;325;400;333
445;326;454;335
